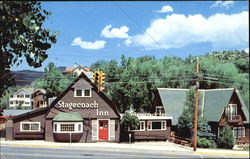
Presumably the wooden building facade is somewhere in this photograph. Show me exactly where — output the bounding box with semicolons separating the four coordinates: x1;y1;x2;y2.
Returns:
154;88;249;144
6;73;120;143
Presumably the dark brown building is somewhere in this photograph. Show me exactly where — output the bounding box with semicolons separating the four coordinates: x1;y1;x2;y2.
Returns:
32;89;47;109
154;88;249;144
6;73;120;143
127;112;172;141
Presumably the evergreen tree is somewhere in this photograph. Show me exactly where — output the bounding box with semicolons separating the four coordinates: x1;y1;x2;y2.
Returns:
217;125;235;149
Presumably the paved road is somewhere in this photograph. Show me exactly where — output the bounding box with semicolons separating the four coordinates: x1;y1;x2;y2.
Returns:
0;145;247;159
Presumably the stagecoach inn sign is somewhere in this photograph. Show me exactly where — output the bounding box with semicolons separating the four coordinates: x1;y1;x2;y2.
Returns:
57;100;109;116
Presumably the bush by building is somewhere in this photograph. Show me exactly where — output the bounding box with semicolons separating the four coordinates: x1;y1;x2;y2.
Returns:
217;125;235;149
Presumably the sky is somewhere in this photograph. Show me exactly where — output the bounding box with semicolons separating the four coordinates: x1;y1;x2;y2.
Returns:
12;1;249;71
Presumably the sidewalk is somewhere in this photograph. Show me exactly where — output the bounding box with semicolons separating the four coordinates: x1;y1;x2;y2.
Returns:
1;139;249;157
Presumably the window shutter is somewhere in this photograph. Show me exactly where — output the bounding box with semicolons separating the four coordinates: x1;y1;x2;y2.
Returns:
92;120;98;140
110;120;115;140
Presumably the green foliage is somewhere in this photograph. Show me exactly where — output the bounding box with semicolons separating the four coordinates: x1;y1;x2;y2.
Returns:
91;50;248;113
177;88;201;138
217;125;235;149
32;63;74;98
197;137;216;148
121;112;140;131
0;86;24;112
0;2;58;99
198;119;216;140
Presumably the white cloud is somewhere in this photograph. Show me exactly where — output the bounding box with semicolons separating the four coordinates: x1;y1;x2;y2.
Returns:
156;5;173;13
244;48;249;53
210;1;234;9
128;11;248;50
124;38;132;46
71;37;106;50
101;25;129;39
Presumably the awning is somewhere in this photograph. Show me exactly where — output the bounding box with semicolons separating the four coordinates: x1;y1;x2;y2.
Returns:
53;112;83;121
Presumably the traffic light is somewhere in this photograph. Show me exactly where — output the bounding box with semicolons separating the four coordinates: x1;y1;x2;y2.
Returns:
98;71;105;92
98;86;105;92
92;71;99;84
98;71;105;86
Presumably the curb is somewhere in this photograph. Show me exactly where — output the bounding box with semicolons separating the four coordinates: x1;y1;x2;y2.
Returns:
194;151;249;157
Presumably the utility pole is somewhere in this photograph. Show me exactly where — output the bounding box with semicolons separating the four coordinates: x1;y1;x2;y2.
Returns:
193;57;199;151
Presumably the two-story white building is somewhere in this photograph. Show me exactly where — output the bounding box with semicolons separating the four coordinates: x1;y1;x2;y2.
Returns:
9;88;35;109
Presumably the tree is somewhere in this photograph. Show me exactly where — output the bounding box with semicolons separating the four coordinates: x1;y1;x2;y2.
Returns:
0;1;58;98
177;88;197;138
120;112;140;131
197;119;215;140
0;86;26;112
91;52;249;113
217;125;235;149
32;63;73;98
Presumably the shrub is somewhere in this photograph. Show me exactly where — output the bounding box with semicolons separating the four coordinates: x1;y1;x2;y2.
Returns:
197;137;212;148
121;112;139;130
197;138;217;148
209;140;217;148
217;125;235;149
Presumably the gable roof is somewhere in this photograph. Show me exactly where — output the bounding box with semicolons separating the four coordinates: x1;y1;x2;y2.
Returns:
64;66;90;73
53;112;83;121
14;88;35;95
157;88;249;125
202;89;234;122
46;72;120;118
3;109;31;117
157;88;187;125
11;107;49;120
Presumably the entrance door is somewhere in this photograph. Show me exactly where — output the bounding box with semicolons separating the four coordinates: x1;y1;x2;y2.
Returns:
99;120;108;140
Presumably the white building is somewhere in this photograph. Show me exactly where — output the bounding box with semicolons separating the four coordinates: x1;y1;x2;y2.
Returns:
9;88;35;109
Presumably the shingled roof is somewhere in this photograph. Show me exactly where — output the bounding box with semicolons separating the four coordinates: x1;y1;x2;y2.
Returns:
157;88;249;125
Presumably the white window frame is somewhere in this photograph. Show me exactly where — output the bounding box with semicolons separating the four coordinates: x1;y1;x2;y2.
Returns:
53;122;83;133
225;104;237;120
74;89;92;97
233;127;245;138
147;120;166;131
156;106;163;115
83;89;92;97
139;121;145;131
20;122;41;132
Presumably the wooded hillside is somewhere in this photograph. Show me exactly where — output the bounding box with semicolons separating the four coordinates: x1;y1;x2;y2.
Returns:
91;50;249;112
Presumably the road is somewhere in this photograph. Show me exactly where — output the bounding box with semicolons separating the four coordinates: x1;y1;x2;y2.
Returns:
0;145;247;159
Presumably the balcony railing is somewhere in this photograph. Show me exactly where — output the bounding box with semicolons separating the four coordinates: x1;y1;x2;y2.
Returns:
227;115;241;123
131;112;166;117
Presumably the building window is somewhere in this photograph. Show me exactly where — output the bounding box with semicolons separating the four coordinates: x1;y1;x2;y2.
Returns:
17;95;20;98
25;102;29;105
139;121;145;131
53;122;83;133
75;90;82;97
25;95;30;98
147;121;152;130
10;101;13;104
74;89;91;97
55;124;57;132
78;124;81;131
147;121;166;131
20;122;40;132
61;124;75;132
84;89;91;97
156;106;163;116
225;104;237;120
10;95;13;98
20;95;24;98
233;127;245;138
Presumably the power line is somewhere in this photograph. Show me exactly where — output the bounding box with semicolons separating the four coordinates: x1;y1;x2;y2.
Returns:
113;2;175;57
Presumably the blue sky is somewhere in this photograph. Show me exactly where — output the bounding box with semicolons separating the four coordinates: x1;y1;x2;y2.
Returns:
12;1;249;71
